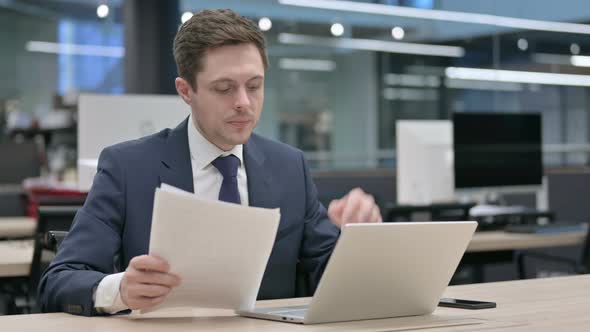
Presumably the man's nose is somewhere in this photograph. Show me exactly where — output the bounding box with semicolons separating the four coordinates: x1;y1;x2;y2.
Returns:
234;87;251;110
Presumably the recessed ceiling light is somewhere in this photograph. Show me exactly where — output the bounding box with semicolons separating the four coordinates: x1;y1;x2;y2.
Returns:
330;23;344;37
570;43;581;55
258;17;272;31
181;12;193;24
391;27;405;40
517;38;528;51
96;4;109;19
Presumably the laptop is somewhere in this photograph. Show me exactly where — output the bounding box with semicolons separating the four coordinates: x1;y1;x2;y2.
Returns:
239;221;477;324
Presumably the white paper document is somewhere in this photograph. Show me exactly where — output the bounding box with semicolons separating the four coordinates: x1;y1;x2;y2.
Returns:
135;184;280;317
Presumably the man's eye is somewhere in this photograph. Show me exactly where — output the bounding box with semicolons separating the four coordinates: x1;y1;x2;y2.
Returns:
247;85;261;91
215;87;231;93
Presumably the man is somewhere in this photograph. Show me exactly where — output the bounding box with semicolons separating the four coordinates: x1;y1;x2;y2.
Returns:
39;9;381;316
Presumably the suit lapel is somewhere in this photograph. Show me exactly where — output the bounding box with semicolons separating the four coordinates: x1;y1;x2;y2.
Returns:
159;117;194;193
245;136;296;241
244;136;276;209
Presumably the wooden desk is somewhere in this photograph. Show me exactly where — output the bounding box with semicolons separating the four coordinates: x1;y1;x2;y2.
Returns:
467;230;587;252
0;217;36;238
462;230;587;282
0;275;588;331
0;240;33;277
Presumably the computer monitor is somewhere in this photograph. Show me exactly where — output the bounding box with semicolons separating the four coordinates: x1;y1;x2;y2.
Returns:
78;93;189;191
396;120;455;205
0;142;40;184
453;112;543;192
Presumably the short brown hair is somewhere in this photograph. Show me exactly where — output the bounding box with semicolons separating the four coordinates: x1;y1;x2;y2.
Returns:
173;9;268;89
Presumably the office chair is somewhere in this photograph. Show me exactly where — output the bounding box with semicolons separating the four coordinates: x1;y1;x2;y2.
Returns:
43;231;68;253
29;206;80;290
0;206;79;314
24;206;80;312
517;224;590;278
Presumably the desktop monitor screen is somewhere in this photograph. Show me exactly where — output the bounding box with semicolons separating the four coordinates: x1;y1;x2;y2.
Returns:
0;142;40;184
453;112;543;189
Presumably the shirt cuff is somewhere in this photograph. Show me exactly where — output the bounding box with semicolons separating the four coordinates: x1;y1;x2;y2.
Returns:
94;272;129;314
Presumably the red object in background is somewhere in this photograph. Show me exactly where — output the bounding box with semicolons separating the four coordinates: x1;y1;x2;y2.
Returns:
23;180;87;219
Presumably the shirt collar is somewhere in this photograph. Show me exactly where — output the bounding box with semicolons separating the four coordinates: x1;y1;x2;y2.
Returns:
187;114;244;171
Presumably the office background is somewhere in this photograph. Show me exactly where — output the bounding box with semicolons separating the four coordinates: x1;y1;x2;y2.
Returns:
3;0;590;169
1;0;590;315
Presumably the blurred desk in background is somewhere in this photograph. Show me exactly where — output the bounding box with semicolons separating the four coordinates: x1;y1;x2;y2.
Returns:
461;228;587;283
0;240;33;278
0;217;35;239
467;230;586;253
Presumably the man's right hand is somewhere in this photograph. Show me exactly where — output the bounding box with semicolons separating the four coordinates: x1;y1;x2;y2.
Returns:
120;255;182;310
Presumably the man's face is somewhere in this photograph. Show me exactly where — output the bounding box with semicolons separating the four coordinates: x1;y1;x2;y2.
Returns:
177;43;265;151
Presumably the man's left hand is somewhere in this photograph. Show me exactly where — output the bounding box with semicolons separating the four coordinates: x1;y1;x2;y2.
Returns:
328;187;382;227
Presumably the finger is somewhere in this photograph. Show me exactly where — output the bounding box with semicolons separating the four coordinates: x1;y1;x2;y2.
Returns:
328;198;344;222
365;196;381;222
129;255;170;273
133;271;182;288
127;295;168;311
341;189;364;223
370;205;383;223
139;295;168;310
353;196;375;223
128;283;173;298
357;194;376;223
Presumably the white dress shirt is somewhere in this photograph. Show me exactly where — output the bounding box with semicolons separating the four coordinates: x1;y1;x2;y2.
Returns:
94;115;249;313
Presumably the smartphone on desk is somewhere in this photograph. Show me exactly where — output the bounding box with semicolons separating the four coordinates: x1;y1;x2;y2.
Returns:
438;298;496;309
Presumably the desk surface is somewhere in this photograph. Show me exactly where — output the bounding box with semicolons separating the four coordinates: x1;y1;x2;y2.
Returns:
0;275;588;331
467;230;586;252
0;217;36;238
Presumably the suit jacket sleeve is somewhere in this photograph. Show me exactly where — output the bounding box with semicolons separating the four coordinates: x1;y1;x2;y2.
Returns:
297;152;340;295
38;146;126;316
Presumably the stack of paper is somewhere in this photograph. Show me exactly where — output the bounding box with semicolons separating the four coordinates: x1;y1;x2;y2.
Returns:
134;184;280;317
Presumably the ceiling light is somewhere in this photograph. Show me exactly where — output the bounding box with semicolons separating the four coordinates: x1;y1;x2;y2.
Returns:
96;4;109;19
391;27;405;40
571;55;590;67
570;43;581;55
279;33;464;57
445;67;590;87
181;12;193;24
330;23;344;37
532;53;572;65
258;17;272;31
25;41;124;57
517;38;528;51
279;58;336;71
446;79;524;92
279;0;590;35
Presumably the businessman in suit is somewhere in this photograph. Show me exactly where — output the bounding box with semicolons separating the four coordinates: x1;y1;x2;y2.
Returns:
39;9;382;316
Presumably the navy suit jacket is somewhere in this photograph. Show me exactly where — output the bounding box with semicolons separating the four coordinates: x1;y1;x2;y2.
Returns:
38;118;340;316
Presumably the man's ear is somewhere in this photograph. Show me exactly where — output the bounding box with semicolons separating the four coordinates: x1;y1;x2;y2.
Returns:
175;77;193;105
